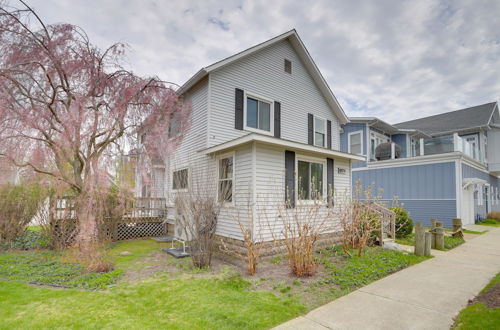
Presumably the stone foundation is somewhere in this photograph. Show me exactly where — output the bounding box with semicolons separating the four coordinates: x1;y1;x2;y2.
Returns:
215;231;343;257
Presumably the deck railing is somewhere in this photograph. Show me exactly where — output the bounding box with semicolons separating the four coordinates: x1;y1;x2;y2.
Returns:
51;197;167;220
126;197;167;219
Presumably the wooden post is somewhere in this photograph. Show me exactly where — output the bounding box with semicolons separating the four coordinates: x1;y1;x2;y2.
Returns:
452;218;464;238
430;219;437;248
435;221;445;250
424;232;432;256
414;222;425;256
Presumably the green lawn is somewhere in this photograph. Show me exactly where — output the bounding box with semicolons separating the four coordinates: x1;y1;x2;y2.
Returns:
0;240;305;329
0;276;304;329
0;240;430;329
452;273;500;330
477;219;500;227
395;233;465;250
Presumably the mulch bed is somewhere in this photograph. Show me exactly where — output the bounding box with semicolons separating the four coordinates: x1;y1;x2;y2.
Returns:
468;283;500;308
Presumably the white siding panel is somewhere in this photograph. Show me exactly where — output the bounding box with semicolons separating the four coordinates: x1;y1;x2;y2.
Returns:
216;144;254;239
209;39;341;150
166;78;209;201
253;144;352;241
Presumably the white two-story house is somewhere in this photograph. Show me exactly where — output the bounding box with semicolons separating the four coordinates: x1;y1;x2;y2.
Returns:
340;102;500;228
145;30;363;242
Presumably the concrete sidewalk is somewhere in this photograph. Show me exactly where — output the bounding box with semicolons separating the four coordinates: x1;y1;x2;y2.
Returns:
275;227;500;330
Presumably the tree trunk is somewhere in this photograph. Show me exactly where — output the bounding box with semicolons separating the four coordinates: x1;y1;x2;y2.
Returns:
73;189;109;272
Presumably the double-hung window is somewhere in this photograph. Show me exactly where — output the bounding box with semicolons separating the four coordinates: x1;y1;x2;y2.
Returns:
314;117;326;147
218;154;234;203
168;116;180;138
172;168;189;190
245;94;273;134
297;159;324;200
348;131;363;155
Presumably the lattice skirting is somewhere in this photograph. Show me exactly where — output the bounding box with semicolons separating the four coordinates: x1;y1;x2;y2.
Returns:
115;221;166;241
50;219;166;243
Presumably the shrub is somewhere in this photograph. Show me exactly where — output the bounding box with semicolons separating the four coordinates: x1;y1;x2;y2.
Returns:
486;212;500;222
0;184;48;249
390;207;413;238
10;229;49;250
482;219;500;225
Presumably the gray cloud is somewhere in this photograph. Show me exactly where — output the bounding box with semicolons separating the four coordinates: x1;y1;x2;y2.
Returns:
18;0;500;123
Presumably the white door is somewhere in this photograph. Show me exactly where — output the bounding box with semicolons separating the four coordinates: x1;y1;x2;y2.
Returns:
461;186;475;225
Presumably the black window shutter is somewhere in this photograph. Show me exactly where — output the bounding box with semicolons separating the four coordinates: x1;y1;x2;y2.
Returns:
274;101;281;138
327;120;332;149
327;158;334;207
308;113;313;145
285;150;296;208
235;88;244;130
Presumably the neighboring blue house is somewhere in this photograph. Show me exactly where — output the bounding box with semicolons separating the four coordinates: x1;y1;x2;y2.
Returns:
340;102;500;227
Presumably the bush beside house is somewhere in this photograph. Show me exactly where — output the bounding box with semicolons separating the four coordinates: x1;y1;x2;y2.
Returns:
390;207;413;238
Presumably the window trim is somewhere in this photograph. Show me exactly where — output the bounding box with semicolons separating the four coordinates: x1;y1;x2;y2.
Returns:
243;91;274;136
171;167;190;192
295;154;327;204
348;130;363;155
313;115;327;148
216;151;235;206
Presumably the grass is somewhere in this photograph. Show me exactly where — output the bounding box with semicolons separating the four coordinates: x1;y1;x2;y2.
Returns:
477;219;500;227
463;229;488;235
395;233;465;250
0;276;304;329
318;246;429;290
0;240;431;328
452;273;500;330
0;239;305;329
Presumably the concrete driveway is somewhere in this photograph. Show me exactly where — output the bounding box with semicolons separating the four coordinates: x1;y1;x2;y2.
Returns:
275;226;500;330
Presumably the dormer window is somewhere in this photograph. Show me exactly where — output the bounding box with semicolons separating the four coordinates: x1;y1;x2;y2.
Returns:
244;92;274;135
313;116;326;147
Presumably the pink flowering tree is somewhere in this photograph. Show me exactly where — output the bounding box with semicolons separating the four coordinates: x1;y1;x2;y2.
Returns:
0;1;190;267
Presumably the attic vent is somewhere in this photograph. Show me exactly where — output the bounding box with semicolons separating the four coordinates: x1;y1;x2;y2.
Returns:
284;59;292;74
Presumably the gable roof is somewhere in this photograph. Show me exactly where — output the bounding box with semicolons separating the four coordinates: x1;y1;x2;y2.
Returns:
394;102;498;136
177;29;349;124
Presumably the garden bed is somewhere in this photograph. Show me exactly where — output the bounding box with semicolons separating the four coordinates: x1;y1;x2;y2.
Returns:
452;273;500;329
0;239;430;328
396;232;467;251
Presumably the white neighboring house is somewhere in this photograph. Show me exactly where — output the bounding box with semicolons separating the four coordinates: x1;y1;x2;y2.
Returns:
0;156;20;186
142;30;364;242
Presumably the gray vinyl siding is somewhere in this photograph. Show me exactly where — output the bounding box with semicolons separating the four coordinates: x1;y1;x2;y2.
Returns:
383;199;457;228
208;39;341;150
340;123;367;168
353;162;456;200
253;143;351;241
353;162;457;228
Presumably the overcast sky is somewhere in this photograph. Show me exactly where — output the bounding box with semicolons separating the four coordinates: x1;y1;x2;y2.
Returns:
21;0;500;123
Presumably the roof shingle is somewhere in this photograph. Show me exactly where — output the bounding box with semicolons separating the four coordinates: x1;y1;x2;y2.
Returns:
394;102;497;136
